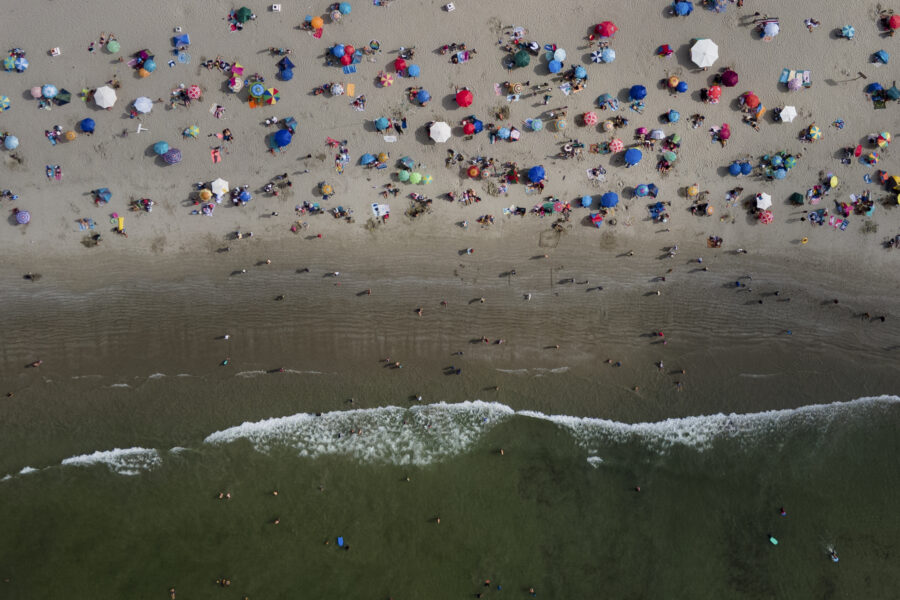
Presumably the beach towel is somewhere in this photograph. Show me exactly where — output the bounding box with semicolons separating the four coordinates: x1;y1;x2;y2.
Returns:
345;83;355;97
840;219;849;231
342;64;356;74
455;51;471;63
493;83;503;96
211;149;221;163
371;202;390;217
506;94;520;102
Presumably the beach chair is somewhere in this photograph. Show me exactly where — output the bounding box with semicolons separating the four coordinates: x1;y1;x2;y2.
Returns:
754;104;767;119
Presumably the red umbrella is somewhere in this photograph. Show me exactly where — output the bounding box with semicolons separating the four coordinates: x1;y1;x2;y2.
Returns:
742;92;759;108
758;209;773;224
344;44;355;56
340;54;352;66
463;122;475;135
186;85;202;99
608;138;624;152
595;21;618;37
890;14;900;29
394;57;407;72
721;70;739;87
708;85;722;100
467;165;480;178
455;89;473;107
582;111;599;126
853;144;862;157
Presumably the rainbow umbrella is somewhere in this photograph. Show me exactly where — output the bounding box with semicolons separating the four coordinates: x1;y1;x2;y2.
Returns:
877;132;891;147
249;83;265;98
262;88;280;105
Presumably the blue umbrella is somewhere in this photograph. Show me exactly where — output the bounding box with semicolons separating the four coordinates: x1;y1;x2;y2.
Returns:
574;66;587;79
375;117;390;131
676;81;688;93
5;135;21;149
673;1;693;16
740;162;753;175
634;184;651;197
601;48;616;63
528;165;546;183
273;129;292;148
580;195;593;208
497;127;511;139
339;2;352;14
14;56;28;72
15;210;30;224
407;64;420;77
600;192;619;207
865;82;884;94
874;50;889;64
360;153;376;165
96;188;112;202
42;84;58;98
162;148;182;164
728;162;742;176
629;85;647;100
239;190;252;202
770;154;783;167
624;148;642;165
472;119;484;133
153;141;169;155
177;52;191;64
548;60;562;73
250;83;266;98
416;89;431;104
841;25;855;39
332;44;345;58
530;118;543;131
668;110;680;123
279;68;294;81
144;59;157;72
773;168;787;180
80;118;96;133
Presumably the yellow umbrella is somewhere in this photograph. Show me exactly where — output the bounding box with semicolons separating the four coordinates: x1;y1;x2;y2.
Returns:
64;130;77;141
687;184;699;197
321;183;333;195
668;76;679;88
377;152;389;163
379;71;394;87
829;175;838;188
891;175;900;191
199;189;212;201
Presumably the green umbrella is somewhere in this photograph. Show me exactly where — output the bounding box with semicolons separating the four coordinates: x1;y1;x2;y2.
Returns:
106;40;121;54
397;170;410;182
235;7;253;23
514;50;530;68
409;172;422;184
670;134;681;144
663;151;678;162
789;192;804;205
53;88;72;105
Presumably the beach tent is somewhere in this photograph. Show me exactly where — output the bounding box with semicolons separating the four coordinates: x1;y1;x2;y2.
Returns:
429;121;451;143
94;86;117;108
691;39;718;68
53;89;72;105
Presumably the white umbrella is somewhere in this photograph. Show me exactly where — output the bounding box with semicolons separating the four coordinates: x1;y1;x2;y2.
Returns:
94;85;117;109
211;178;229;198
133;96;153;114
780;106;798;123
649;129;666;140
691;38;719;69
429;121;451;143
756;193;772;210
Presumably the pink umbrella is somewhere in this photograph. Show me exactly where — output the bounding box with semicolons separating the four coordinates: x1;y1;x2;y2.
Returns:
30;86;42;98
186;85;202;99
582;111;599;126
719;124;731;140
608;138;624;152
636;127;649;135
758;209;773;224
721;70;739;87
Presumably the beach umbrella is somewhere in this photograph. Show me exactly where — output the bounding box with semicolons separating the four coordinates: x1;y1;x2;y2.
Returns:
106;40;121;53
719;124;732;140
773;168;787;180
262;88;280;104
94;86;117;108
407;64;420;77
580;195;593;208
758;210;774;224
548;60;562;74
829;175;839;188
574;66;587;79
463;122;476;135
42;84;58;99
624;148;642;166
134;97;153;113
319;182;333;195
553;119;567;131
780;106;797;122
763;22;780;39
393;57;407;72
729;162;742;176
676;81;688;93
707;85;722;101
668;110;680;123
228;76;244;92
887;84;900;100
865;82;883;94
877;132;891;147
423;174;434;185
235;7;253;23
153;141;169;155
379;72;395;87
360;153;376;165
528;165;546;183
249;83;265;98
890;14;900;29
2;56;15;71
668;76;680;88
596;21;618;37
162;148;182;164
600;192;619;207
591;50;603;63
277;57;295;71
455;89;473;107
649;129;665;140
687;184;700;197
784;156;797;169
553;48;567;62
310;16;324;29
15;210;29;225
841;25;855;39
138;68;150;78
601;48;616;63
629;85;647;100
332;44;345;58
808;125;822;140
186;85;202;100
789;192;805;205
721;70;739;87
740;162;752;175
497;127;511;139
409;172;422;184
514;50;530;68
467;165;480;178
377;152;389;163
144;59;157;73
374;117;390;131
530;118;543;131
742;92;760;108
429;121;451;143
211;178;229;197
339;2;352;14
80;118;96;133
634;184;651;197
583;111;599;126
95;188;113;203
691;38;718;68
396;170;410;182
609;138;624;152
663;151;678;162
344;44;356;56
874;50;889;64
273;129;292;148
756;193;772;210
185;125;200;138
673;1;693;16
770;154;783;167
279;68;293;81
331;83;344;96
472;119;484;133
14;57;27;72
239;190;252;203
4;136;18;150
787;78;802;91
0;96;9;111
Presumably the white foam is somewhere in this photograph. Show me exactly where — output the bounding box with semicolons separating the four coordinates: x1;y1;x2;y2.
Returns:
60;447;161;476
586;456;604;468
18;466;38;475
1;475;10;482
204;400;515;466
235;370;266;378
109;383;130;388
168;446;188;454
148;373;166;379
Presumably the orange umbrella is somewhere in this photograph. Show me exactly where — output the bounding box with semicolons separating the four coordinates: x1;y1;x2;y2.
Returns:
310;16;324;29
467;165;480;178
742;92;759;108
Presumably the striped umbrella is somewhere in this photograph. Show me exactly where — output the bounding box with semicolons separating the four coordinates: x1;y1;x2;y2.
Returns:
379;71;394;87
262;88;280;105
228;77;244;92
808;125;822;140
608;138;624;152
186;85;202;99
14;56;27;72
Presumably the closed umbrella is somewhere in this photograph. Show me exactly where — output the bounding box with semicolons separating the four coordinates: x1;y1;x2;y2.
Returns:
629;85;647;100
729;162;742;176
583;111;599;126
779;106;797;122
591;50;603;63
609;138;624;152
721;70;739;87
153;141;169;155
94;85;117;108
528;165;546;183
514;50;530;67
601;48;616;63
673;1;693;16
80;118;96;133
624;148;642;166
134;97;153;113
455;89;473;107
379;72;395;87
273;129;292;148
600;192;619;207
4;135;19;150
186;85;202;99
530;118;543;131
429;121;451;143
548;60;562;73
162;148;182;164
42;84;58;99
15;210;30;224
596;21;618;37
691;38;718;68
756;193;772;210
